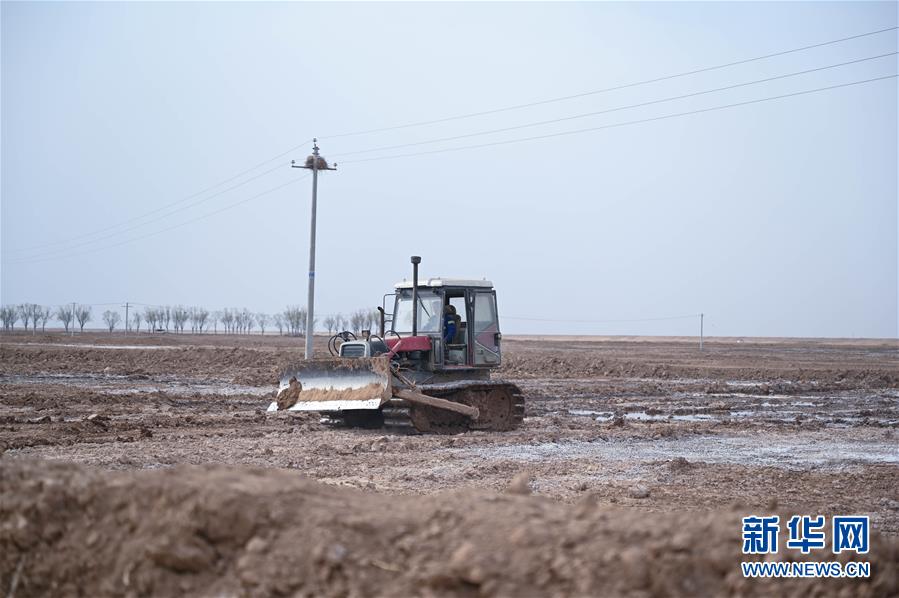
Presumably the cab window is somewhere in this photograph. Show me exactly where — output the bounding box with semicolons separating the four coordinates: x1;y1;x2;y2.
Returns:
392;291;442;333
473;292;498;334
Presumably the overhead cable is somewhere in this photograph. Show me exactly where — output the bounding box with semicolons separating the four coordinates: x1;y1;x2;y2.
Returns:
332;52;897;158
6;174;310;265
9;139;313;256
322;26;897;140
341;74;898;164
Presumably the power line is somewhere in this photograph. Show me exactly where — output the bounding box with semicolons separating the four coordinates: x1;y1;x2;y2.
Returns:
8;138;313;256
10;26;895;259
9;161;290;260
9;75;892;265
5;174;310;266
321;26;897;140
7;28;895;265
341;74;898;164
332;52;897;158
10;28;894;259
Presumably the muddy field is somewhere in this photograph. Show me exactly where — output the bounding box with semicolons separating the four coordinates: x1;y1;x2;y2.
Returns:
1;332;897;596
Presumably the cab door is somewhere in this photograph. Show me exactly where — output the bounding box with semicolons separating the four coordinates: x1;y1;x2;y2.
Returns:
470;291;501;365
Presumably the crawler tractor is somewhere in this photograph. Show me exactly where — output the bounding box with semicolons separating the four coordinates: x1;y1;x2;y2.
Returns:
268;256;524;434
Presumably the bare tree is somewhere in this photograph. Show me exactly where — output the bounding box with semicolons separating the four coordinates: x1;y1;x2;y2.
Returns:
22;303;41;334
190;307;209;333
39;307;51;332
102;310;121;333
163;307;171;332
211;311;221;334
350;309;369;334
171;305;189;333
0;306;19;332
18;304;43;335
238;308;254;334
188;307;202;333
283;307;297;335
335;313;346;333
29;304;43;334
144;307;158;333
221;309;234;334
256;313;269;335
324;315;336;334
75;305;92;332
283;306;308;336
0;306;14;331
273;314;285;335
18;304;32;333
179;306;191;332
131;311;142;334
55;306;73;333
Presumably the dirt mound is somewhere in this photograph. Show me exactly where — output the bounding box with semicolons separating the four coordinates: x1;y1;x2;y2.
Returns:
2;460;896;597
0;344;290;386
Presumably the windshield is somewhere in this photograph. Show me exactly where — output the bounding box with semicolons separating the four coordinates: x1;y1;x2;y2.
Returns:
393;291;442;333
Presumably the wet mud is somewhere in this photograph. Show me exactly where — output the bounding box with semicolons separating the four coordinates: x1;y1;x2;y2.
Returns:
1;332;897;596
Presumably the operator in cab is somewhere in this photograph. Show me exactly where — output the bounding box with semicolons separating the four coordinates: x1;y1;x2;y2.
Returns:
443;305;457;344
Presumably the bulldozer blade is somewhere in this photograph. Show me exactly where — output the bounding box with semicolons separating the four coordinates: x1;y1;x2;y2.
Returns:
267;357;393;413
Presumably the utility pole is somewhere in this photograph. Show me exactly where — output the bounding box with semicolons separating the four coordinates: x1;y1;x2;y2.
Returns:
292;139;337;359
700;313;704;351
123;302;130;335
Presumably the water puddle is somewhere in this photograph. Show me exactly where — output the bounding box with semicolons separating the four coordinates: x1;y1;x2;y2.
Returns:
550;388;899;427
625;411;715;422
566;409;714;422
561;405;897;426
449;436;899;470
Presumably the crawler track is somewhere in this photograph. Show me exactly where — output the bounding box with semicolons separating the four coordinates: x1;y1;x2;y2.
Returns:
322;410;384;429
382;380;524;435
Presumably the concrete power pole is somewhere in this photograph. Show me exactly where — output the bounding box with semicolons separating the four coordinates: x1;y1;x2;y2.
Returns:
700;313;704;351
123;302;130;335
292;139;337;360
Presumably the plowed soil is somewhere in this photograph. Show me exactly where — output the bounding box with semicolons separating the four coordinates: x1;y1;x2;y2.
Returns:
1;332;897;597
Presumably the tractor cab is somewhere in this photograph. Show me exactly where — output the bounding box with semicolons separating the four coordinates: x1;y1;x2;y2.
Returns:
388;278;502;370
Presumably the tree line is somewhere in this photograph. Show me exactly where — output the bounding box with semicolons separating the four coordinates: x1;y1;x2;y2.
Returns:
0;304;383;336
0;304;92;334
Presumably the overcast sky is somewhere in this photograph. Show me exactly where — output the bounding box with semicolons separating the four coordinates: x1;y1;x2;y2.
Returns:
2;1;897;338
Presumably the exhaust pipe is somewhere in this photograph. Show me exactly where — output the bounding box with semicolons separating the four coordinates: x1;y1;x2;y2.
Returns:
411;255;421;336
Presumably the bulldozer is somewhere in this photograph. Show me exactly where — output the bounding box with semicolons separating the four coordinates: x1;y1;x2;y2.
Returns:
267;256;524;434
